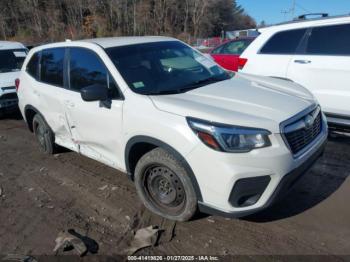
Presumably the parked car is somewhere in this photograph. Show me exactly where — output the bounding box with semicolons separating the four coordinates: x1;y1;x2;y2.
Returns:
240;14;350;130
0;41;27;113
18;37;327;221
210;38;255;71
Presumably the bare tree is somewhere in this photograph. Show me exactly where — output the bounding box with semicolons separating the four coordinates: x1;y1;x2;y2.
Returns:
0;0;256;44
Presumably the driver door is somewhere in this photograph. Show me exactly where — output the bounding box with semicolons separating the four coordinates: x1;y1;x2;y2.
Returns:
63;47;124;169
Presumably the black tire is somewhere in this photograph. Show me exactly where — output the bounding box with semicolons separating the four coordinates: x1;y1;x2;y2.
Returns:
134;147;197;221
32;114;56;154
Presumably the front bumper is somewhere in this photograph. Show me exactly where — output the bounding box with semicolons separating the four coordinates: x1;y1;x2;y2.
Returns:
186;116;328;218
198;138;326;218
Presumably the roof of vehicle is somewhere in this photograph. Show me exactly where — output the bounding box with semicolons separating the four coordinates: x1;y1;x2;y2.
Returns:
216;37;255;45
259;14;350;33
226;37;256;41
83;36;177;48
30;36;179;52
0;41;26;50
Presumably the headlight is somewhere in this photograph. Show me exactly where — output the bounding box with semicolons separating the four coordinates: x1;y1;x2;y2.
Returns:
187;117;271;153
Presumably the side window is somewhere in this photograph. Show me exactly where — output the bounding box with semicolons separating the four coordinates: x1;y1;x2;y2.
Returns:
26;52;40;79
40;48;65;86
306;24;350;55
260;29;307;54
69;48;120;98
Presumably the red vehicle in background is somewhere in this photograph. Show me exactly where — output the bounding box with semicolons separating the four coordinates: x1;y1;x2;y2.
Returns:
210;38;255;71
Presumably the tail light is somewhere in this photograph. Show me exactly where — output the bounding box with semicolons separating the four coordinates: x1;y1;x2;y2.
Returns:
15;78;20;92
238;58;248;70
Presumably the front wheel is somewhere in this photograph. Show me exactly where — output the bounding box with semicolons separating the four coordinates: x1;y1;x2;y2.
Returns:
134;148;197;221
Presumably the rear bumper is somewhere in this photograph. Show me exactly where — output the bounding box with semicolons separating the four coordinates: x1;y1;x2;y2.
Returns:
0;99;18;109
198;137;327;218
0;91;18;109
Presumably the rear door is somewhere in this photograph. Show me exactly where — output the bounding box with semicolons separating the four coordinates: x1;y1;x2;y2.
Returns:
243;28;307;77
63;47;124;169
287;23;350;116
33;48;77;151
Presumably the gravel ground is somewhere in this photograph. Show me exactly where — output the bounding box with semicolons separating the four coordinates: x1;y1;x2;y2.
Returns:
0;111;349;259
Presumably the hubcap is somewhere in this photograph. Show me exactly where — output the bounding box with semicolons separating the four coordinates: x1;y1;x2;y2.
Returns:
144;165;185;214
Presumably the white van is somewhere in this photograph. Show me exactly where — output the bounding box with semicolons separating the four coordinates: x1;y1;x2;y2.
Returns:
0;41;27;112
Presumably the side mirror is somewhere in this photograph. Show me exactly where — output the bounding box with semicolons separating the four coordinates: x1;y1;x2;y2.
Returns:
80;84;108;102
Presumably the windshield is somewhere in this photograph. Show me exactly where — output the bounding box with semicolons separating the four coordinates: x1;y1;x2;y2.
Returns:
106;41;231;95
0;49;27;73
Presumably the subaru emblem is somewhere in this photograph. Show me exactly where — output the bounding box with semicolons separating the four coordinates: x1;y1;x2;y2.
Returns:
304;114;315;129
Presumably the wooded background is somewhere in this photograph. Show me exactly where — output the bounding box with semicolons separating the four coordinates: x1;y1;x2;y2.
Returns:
0;0;256;44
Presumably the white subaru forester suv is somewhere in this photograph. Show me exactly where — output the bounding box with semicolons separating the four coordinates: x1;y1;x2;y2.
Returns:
17;37;327;221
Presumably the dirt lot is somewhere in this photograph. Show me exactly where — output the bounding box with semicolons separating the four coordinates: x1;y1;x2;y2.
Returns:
0;111;349;258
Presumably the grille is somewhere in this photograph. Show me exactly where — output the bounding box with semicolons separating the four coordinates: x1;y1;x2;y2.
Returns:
0;92;18;100
284;108;322;155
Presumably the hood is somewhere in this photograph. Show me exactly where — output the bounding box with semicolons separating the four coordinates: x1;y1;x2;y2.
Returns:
0;72;20;88
150;73;316;133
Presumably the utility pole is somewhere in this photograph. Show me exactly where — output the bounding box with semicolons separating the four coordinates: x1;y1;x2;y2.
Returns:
281;0;296;21
281;10;289;21
291;0;296;19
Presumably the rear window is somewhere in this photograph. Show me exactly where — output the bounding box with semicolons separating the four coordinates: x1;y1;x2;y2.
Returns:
306;24;350;55
260;29;307;54
0;49;27;73
212;39;253;55
40;48;65;87
26;52;40;79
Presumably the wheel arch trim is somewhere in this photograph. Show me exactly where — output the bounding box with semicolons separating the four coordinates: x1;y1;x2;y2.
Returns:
24;105;52;133
124;135;203;201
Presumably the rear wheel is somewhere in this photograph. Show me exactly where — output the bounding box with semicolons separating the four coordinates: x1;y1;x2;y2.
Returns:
33;114;56;154
134;148;197;221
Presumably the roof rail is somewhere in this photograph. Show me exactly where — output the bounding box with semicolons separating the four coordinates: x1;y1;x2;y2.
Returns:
298;13;329;20
272;13;349;27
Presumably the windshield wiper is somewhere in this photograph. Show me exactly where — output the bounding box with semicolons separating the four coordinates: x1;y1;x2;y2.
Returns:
146;76;228;96
178;76;227;93
146;90;181;95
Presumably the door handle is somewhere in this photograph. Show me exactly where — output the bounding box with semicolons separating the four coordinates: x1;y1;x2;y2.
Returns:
294;60;311;64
